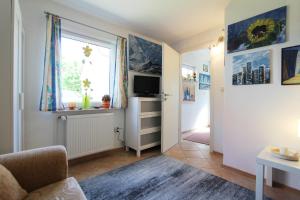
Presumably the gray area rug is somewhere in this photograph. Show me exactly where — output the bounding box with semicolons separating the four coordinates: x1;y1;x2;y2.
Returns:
80;156;270;200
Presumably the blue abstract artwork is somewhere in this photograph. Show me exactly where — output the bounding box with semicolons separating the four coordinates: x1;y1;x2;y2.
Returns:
232;50;271;85
199;73;210;90
128;35;162;75
228;6;286;53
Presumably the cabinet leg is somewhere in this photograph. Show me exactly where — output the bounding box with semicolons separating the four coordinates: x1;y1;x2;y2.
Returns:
136;150;141;157
125;146;129;151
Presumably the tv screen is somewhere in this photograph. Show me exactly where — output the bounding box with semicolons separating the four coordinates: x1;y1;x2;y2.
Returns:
134;76;160;96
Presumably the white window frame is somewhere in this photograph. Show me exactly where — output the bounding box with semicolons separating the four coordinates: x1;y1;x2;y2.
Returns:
60;30;116;107
182;64;196;79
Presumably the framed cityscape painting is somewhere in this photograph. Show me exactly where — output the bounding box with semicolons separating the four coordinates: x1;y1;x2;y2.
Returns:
182;81;195;102
128;35;162;75
227;6;286;53
199;73;210;90
232;50;271;85
282;45;300;85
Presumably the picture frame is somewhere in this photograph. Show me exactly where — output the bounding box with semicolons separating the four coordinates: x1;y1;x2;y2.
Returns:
232;50;271;85
281;45;300;85
199;73;210;90
203;64;209;72
128;35;162;75
227;6;287;53
182;80;195;102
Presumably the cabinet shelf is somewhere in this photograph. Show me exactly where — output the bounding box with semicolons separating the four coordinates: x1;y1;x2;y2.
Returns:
140;111;161;118
140;141;161;150
140;126;161;135
138;98;161;102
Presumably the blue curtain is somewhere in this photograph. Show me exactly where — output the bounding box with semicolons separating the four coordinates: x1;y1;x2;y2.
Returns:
111;37;128;109
39;14;63;111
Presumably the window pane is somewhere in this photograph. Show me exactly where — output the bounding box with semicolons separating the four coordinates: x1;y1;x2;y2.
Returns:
182;66;194;79
61;36;110;105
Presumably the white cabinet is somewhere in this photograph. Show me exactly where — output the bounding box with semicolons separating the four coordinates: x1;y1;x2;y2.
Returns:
125;97;161;157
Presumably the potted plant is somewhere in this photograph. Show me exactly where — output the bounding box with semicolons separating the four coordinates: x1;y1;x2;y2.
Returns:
102;95;111;109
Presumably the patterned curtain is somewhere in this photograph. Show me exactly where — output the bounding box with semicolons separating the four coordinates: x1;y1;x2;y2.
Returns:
111;37;128;109
39;14;63;111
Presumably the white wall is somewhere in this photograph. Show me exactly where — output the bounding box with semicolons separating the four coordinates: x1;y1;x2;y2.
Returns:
181;49;210;132
224;0;300;189
0;0;13;154
20;0;160;150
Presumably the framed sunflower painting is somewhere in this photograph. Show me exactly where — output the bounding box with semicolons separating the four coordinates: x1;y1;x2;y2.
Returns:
227;6;287;53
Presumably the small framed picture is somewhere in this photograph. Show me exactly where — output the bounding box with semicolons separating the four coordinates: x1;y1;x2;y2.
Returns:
203;64;209;72
281;45;300;85
199;73;210;90
182;80;195;102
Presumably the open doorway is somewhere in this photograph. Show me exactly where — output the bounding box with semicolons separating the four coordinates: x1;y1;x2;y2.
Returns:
180;48;211;147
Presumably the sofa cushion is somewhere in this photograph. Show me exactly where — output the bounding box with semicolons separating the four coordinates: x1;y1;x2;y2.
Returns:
0;164;28;200
0;145;68;192
25;177;86;200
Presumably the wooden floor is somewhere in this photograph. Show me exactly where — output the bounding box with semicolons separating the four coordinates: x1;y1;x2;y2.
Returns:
69;140;300;200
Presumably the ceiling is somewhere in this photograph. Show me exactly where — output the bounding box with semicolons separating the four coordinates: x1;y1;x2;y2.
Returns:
54;0;230;44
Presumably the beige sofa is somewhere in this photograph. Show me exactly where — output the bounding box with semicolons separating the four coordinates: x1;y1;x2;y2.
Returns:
0;146;87;200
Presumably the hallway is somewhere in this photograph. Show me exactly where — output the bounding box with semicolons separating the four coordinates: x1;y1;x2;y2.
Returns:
182;127;210;145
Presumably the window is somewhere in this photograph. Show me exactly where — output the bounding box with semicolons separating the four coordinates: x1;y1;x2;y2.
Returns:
182;65;195;80
61;34;114;106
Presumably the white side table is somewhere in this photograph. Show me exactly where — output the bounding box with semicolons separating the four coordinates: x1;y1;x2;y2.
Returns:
256;146;300;200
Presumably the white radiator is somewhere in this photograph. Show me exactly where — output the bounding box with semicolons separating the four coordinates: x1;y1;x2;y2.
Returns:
65;113;114;159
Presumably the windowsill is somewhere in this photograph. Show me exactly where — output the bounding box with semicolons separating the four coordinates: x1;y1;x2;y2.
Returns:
54;107;121;116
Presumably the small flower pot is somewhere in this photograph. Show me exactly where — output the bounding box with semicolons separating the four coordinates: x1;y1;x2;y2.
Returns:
102;101;110;109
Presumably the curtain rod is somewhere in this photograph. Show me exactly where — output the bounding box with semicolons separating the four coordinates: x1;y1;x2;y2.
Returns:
44;11;127;39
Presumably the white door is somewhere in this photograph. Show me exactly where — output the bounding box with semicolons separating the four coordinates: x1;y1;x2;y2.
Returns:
13;0;24;152
161;43;180;152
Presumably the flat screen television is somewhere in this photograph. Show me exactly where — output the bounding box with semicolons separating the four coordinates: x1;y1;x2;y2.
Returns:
134;76;160;97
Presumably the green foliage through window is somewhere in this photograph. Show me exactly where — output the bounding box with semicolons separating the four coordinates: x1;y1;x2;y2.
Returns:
61;59;82;94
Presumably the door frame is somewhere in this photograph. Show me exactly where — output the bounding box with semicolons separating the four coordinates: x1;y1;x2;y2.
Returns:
178;49;213;152
178;57;182;145
12;0;24;152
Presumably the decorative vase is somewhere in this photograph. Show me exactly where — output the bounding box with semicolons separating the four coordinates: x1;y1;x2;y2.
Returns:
102;101;110;109
82;94;91;109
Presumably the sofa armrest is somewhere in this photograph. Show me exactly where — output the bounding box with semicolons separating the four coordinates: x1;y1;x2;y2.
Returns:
0;146;68;192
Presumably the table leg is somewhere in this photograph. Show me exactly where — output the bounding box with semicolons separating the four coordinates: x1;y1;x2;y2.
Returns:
266;166;273;187
256;163;264;200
